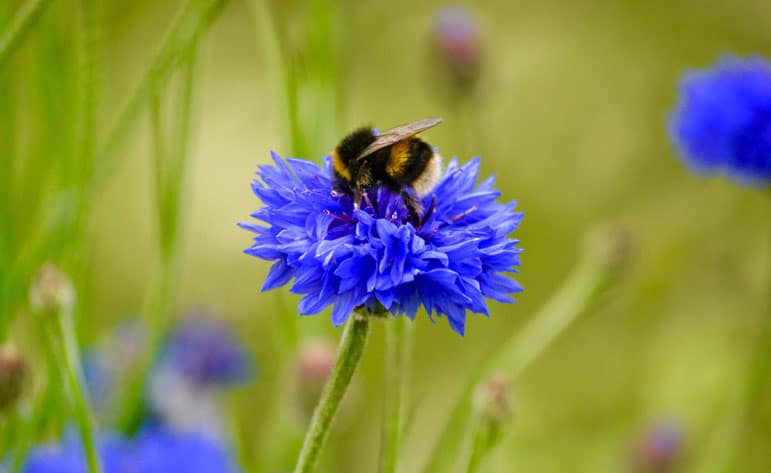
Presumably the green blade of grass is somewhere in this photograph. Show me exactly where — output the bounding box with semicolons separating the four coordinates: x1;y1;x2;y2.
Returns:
422;248;616;473
118;42;201;436
0;0;53;68
91;0;229;191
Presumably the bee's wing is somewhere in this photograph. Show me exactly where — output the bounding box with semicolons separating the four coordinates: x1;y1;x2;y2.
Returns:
356;117;442;160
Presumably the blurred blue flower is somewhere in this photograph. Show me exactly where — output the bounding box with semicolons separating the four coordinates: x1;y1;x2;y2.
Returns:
160;316;253;388
21;429;241;473
81;315;253;433
240;153;523;336
22;434;127;473
669;55;771;186
131;429;241;473
148;315;254;434
83;319;145;412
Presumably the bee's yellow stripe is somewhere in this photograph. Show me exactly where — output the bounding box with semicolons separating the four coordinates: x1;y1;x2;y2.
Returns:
386;139;411;177
332;149;352;181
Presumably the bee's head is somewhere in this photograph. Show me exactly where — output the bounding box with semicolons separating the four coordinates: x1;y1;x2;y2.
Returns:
332;127;376;185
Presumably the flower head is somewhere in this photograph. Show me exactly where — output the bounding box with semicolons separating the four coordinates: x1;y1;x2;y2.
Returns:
632;420;685;472
0;342;27;410
293;339;337;417
473;373;513;425
148;315;254;434
669;55;771;186
160;315;253;388
29;263;74;314
21;429;241;473
22;434;127;473
240;153;523;336
432;5;482;89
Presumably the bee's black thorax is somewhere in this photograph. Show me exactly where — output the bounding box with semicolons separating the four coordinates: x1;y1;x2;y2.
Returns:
332;127;376;189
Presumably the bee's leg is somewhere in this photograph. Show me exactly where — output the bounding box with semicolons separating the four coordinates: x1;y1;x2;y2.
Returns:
361;191;375;212
368;190;380;215
352;189;361;209
420;195;437;227
400;190;423;226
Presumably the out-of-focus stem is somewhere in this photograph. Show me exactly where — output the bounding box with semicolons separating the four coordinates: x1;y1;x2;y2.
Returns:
706;195;771;473
0;0;53;68
48;306;103;473
117;48;198;436
92;0;229;189
262;0;306;160
423;226;626;473
381;316;410;473
464;419;495;473
293;316;371;473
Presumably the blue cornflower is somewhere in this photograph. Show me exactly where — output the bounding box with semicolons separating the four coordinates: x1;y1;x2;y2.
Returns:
132;429;241;473
148;315;253;433
21;434;127;473
669;55;771;186
83;319;145;412
240;153;523;336
160;315;253;388
21;429;241;473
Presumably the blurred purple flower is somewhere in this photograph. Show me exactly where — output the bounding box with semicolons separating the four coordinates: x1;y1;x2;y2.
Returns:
293;339;337;417
148;315;254;434
82;315;253;433
160;316;253;388
632;420;684;472
432;5;482;87
669;55;771;186
83;320;145;411
240;153;523;336
21;429;240;473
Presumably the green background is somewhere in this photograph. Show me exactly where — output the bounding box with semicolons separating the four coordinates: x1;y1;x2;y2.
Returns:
2;0;770;472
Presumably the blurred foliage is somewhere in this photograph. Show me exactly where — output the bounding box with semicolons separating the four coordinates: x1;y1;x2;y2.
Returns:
1;0;770;472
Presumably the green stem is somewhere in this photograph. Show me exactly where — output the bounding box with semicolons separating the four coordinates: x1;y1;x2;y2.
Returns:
262;0;305;159
117;251;178;434
464;419;494;473
706;195;771;473
0;0;53;68
422;251;612;473
381;316;409;473
49;306;102;473
73;0;99;194
117;47;197;435
92;0;228;190
293;316;371;473
150;79;168;243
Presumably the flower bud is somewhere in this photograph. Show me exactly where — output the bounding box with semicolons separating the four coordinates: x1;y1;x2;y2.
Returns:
0;342;27;410
584;223;635;276
293;339;336;418
473;373;513;425
632;420;684;472
29;263;74;313
432;5;482;90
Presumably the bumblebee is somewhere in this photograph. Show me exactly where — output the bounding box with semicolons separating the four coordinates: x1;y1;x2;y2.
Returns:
332;117;443;220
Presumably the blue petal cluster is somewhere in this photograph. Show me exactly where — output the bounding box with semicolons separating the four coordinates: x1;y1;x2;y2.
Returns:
21;430;240;473
161;316;253;387
669;55;771;185
240;153;523;336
